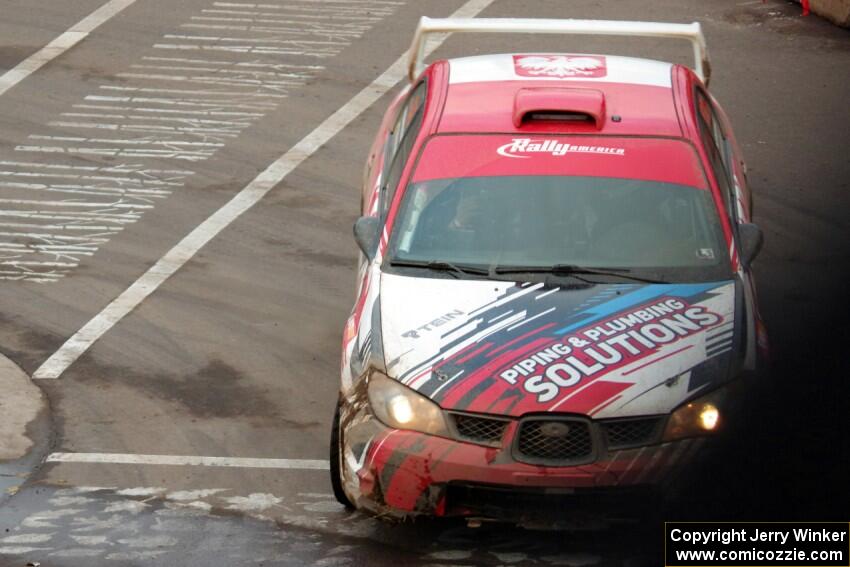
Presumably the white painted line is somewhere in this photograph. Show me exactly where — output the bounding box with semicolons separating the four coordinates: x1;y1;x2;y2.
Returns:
46;452;329;470
140;55;324;70
152;43;338;58
162;34;348;46
32;0;494;380
0;0;138;97
75;103;267;118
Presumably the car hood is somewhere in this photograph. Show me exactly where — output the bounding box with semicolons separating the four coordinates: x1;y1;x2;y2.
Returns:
380;273;737;418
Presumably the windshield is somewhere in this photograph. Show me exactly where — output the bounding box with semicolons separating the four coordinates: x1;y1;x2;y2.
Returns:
387;175;732;282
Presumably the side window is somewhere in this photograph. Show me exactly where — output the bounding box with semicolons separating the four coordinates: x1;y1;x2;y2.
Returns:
379;81;427;216
362;85;425;209
696;90;737;220
389;83;426;157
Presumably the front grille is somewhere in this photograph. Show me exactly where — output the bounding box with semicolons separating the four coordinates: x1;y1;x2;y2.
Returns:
515;418;593;464
451;413;509;445
602;417;663;449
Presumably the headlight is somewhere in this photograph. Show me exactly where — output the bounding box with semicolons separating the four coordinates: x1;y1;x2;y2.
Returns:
367;371;450;436
662;386;728;442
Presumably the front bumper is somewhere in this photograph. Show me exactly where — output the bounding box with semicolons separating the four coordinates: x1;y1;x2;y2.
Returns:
342;412;711;520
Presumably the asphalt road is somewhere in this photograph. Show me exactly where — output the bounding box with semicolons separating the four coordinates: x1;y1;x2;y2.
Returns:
0;0;848;565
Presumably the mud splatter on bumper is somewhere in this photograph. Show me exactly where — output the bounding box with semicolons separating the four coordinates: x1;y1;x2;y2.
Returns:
343;412;710;520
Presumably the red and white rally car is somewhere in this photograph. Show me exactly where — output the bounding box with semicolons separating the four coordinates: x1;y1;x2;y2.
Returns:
330;18;768;524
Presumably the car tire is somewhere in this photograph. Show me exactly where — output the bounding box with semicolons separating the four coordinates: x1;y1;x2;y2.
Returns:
330;400;355;510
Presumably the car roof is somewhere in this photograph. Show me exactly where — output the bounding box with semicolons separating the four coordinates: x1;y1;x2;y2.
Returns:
435;54;684;138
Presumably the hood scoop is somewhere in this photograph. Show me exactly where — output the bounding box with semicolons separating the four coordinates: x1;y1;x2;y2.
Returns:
513;87;606;129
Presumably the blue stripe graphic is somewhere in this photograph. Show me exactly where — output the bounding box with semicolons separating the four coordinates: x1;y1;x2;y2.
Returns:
553;281;727;336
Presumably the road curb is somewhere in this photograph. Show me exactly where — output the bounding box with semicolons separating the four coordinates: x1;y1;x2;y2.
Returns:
0;354;49;503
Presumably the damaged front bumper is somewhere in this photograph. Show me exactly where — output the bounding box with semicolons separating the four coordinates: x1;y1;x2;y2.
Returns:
341;409;713;523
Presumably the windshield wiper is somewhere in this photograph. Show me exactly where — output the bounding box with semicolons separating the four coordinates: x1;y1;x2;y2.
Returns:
390;259;489;278
493;264;669;284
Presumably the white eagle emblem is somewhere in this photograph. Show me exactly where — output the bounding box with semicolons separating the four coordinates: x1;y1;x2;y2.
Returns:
515;55;605;77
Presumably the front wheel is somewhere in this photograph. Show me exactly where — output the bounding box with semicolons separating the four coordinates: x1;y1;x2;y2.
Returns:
329;400;355;509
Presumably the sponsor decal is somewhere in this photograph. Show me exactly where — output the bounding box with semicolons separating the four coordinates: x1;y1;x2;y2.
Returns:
403;309;464;339
496;138;626;159
513;54;607;78
497;297;722;403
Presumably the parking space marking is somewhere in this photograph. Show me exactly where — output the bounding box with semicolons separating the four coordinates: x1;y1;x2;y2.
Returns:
0;0;139;98
46;452;329;469
33;0;494;379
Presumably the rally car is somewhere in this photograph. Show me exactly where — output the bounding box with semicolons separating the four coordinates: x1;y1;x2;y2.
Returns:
330;17;768;524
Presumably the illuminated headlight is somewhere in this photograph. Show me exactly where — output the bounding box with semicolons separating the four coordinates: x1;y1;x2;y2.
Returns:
662;387;727;442
367;371;450;436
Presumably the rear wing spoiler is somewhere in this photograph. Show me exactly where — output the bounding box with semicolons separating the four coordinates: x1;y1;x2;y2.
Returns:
407;17;711;85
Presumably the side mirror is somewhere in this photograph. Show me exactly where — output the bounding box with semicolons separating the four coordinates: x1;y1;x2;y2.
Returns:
353;216;381;260
738;223;764;268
